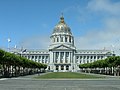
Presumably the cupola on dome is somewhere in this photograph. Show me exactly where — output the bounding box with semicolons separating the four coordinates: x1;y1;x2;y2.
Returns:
52;15;72;35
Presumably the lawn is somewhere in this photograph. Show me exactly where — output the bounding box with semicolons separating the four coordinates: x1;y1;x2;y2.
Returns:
35;72;105;79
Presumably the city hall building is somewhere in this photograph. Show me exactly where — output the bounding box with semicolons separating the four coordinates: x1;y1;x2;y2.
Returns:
12;16;114;72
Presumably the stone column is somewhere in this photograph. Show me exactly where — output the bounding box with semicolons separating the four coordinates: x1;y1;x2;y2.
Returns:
33;55;35;61
56;52;58;63
58;52;60;63
67;36;69;42
26;55;28;59
82;56;84;64
60;52;61;63
45;56;47;63
78;56;80;63
68;52;70;63
29;55;31;60
68;36;70;42
41;56;43;63
63;52;65;63
84;56;86;63
55;52;56;63
40;56;42;63
53;52;55;63
60;52;63;63
64;66;66;71
96;54;98;61
44;56;45;64
48;56;50;63
71;52;73;63
59;65;61;71
38;56;40;63
70;52;71;63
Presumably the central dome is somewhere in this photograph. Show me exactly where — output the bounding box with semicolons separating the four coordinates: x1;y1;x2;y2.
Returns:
50;15;75;48
52;16;72;35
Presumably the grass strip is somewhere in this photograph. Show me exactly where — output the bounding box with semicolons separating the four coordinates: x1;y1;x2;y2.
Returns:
35;72;105;79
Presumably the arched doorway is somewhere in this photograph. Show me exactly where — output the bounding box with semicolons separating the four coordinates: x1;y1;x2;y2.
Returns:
56;65;59;70
66;65;69;70
61;65;64;70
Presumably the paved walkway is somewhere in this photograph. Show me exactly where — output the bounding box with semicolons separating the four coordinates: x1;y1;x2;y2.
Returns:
0;72;120;90
0;72;120;80
78;72;120;79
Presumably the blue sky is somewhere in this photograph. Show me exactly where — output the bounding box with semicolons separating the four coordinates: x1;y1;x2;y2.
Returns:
0;0;120;55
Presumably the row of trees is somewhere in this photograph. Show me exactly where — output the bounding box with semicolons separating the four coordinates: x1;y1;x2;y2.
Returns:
79;56;120;76
0;49;47;78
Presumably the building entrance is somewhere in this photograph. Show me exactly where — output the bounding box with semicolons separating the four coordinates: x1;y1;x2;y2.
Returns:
55;65;70;71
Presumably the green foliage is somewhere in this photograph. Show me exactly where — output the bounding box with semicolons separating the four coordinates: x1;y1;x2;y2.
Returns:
0;49;47;69
0;64;2;69
79;56;120;68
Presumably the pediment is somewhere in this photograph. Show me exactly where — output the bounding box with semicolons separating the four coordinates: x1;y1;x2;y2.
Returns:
55;45;70;50
52;44;75;50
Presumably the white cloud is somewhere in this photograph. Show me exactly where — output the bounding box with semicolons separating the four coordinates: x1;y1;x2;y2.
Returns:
75;0;120;55
20;35;50;49
87;0;120;16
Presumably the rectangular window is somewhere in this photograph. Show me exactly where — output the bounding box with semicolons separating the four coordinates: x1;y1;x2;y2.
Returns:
61;37;63;42
65;37;67;42
42;56;44;59
32;56;34;59
91;56;93;59
80;56;82;59
80;60;81;63
87;56;89;59
39;56;41;59
35;56;37;59
76;56;79;59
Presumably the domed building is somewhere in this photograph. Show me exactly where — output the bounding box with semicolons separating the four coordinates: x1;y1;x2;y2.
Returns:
49;15;76;72
12;15;114;72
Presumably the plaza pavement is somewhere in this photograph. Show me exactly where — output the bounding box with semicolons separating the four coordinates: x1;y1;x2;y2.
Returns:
0;73;120;90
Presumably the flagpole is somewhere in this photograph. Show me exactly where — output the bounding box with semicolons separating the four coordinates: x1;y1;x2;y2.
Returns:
8;41;9;52
7;38;11;52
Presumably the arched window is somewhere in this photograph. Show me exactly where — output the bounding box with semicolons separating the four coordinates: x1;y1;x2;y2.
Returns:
56;65;59;70
61;65;64;70
53;38;55;42
61;37;63;42
65;37;67;42
69;37;71;42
